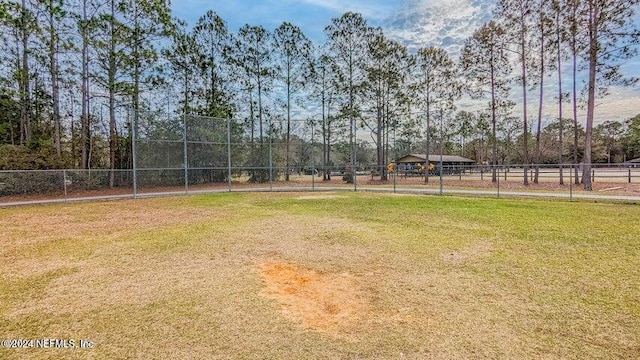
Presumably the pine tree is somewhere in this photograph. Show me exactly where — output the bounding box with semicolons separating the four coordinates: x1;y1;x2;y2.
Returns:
461;21;512;182
581;0;639;190
324;12;371;185
273;22;313;181
365;32;409;181
193;10;231;118
496;0;537;185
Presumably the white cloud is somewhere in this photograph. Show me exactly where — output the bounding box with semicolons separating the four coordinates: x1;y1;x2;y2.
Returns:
295;0;394;19
383;0;495;53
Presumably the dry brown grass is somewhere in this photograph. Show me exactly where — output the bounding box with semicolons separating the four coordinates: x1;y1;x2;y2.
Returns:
1;192;639;359
296;194;347;200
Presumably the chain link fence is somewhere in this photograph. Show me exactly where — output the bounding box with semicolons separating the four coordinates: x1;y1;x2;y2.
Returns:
2;113;640;205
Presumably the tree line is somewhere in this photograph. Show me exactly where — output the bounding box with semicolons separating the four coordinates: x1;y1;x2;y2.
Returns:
0;0;638;190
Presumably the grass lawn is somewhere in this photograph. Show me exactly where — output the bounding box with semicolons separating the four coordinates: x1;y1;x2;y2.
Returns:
1;192;639;359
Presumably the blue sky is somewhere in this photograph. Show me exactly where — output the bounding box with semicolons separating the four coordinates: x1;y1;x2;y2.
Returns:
171;0;640;124
170;0;494;50
171;0;396;43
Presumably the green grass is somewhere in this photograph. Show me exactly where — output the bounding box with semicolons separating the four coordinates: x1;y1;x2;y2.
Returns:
1;192;639;359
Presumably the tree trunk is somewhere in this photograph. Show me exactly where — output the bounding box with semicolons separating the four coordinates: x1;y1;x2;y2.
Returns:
326;97;332;181
582;1;597;191
81;0;90;169
571;5;580;185
377;71;384;181
49;11;61;157
133;7;140;176
424;72;431;183
210;37;216;113
257;64;263;144
557;8;564;185
534;28;545;184
108;0;117;188
20;0;31;145
349;54;355;184
321;72;327;180
520;29;529;186
249;88;254;145
490;45;497;183
285;63;291;181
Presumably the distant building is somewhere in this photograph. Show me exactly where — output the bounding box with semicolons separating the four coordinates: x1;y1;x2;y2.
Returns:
626;158;640;168
395;153;475;174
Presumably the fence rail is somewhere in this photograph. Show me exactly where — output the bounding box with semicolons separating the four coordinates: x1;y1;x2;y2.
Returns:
2;114;640;206
1;164;640;207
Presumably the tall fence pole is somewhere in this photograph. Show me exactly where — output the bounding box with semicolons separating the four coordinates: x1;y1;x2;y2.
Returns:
269;119;273;192
569;163;574;201
439;112;443;196
227;117;232;192
183;113;188;194
131;108;137;198
311;121;315;192
63;170;68;202
497;166;500;198
393;122;397;194
353;122;357;192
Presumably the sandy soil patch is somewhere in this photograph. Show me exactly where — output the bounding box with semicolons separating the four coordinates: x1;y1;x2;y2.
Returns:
259;261;368;336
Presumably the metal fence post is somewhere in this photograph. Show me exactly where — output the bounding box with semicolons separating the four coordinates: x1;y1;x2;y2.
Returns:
227;117;232;192
569;164;574;201
311;120;315;192
183;113;188;194
497;166;500;199
393;122;397;194
63;170;68;202
269;119;273;192
439;112;443;196
132;108;137;198
353;122;357;192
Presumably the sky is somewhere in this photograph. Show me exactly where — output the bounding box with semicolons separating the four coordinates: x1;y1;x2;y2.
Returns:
170;0;640;125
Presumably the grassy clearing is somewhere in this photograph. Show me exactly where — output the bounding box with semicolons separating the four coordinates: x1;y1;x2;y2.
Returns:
1;192;639;359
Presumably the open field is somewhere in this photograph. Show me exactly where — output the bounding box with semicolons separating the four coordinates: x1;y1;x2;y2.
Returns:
1;192;639;359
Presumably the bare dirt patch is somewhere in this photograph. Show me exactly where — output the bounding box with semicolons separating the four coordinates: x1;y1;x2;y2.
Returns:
259;261;368;336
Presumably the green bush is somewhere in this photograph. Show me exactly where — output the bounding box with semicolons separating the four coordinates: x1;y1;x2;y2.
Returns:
0;144;68;170
0;171;63;196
